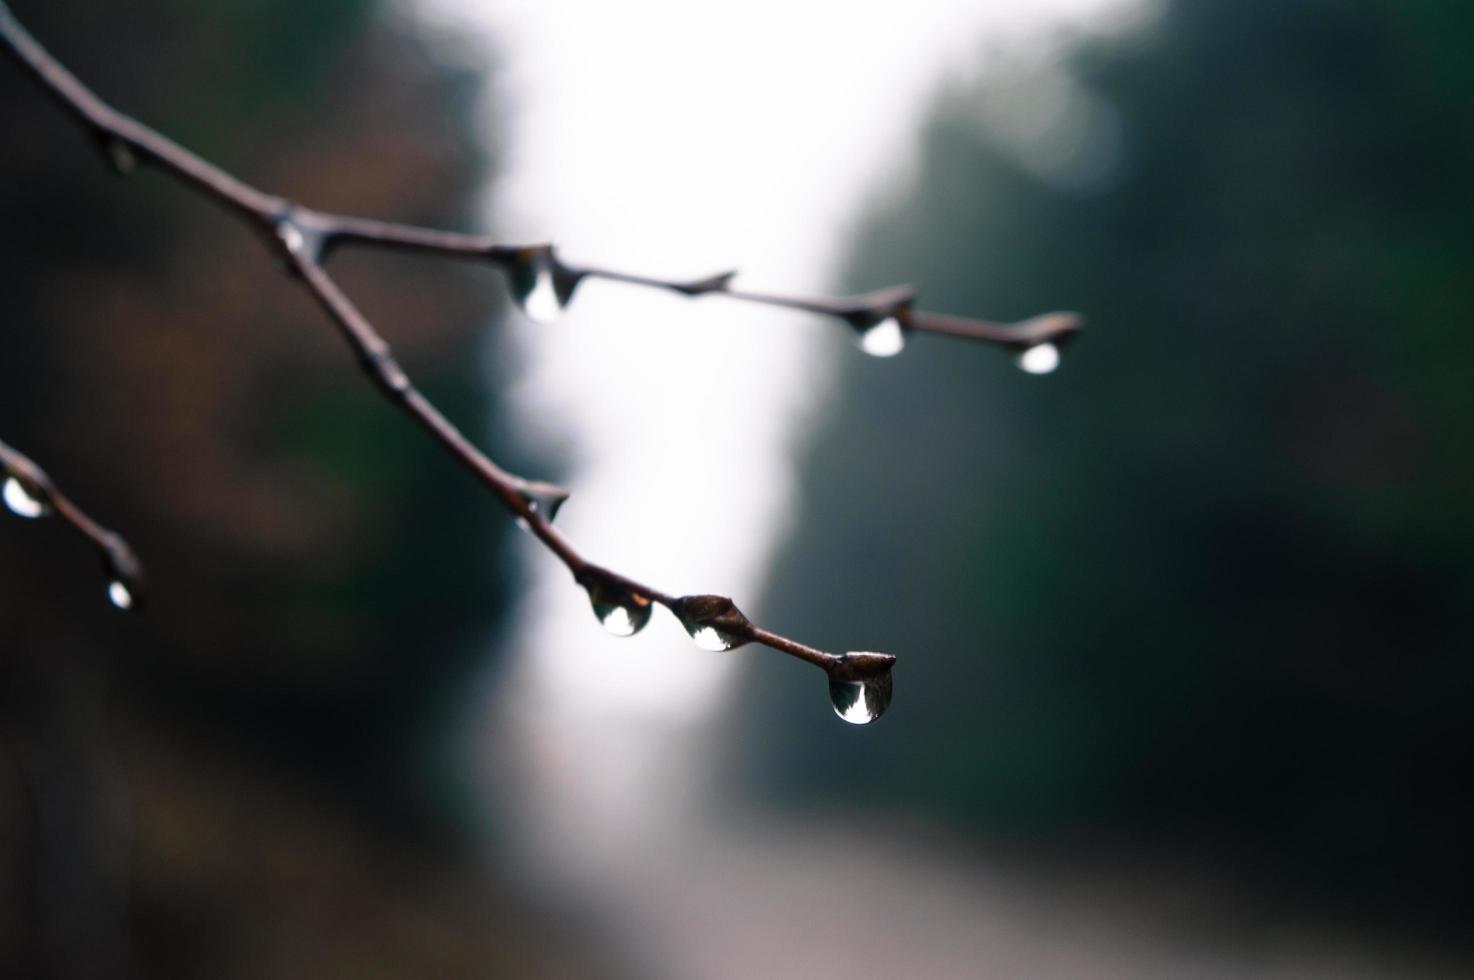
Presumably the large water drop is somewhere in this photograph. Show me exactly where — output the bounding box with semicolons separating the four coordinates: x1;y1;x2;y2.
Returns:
857;315;906;357
1017;342;1060;375
3;476;48;519
98;537;145;613
519;263;562;324
826;651;894;724
827;672;893;724
583;575;653;637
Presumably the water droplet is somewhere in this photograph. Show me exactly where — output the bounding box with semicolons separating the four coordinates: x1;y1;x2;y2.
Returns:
107;580;133;610
1017;342;1060;375
521;265;560;323
3;476;48;519
278;222;306;255
826;651;894;724
516;481;569;523
672;595;751;651
581;573;653;637
96;537;145;612
857;315;906;357
827;674;893;724
511;250;580;325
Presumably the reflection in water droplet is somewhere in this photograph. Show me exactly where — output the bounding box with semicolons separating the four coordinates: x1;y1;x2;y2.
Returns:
517;262;564;325
1017;342;1060;375
107;581;133;610
858;316;906;357
687;624;739;652
3;476;47;519
828;671;893;725
583;577;653;637
598;602;641;636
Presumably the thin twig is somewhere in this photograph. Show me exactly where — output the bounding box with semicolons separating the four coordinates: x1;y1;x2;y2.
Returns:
313;215;1084;351
0;2;1080;704
0;439;145;610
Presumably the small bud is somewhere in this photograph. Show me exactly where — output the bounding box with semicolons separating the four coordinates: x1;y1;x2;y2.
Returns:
671;594;752;651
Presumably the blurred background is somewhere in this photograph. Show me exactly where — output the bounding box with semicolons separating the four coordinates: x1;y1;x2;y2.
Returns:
2;0;1472;976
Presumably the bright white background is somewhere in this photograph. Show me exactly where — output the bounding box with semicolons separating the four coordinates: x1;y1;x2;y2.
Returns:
397;3;1253;977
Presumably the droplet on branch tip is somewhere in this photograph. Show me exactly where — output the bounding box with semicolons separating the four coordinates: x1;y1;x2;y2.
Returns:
826;651;894;724
98;537;145;614
1016;342;1061;375
107;580;134;610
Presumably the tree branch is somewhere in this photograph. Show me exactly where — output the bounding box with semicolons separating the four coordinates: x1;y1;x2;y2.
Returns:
1;438;145;610
0;1;1083;721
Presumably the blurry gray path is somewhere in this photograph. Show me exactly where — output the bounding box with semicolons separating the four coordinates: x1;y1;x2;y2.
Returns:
606;818;1461;980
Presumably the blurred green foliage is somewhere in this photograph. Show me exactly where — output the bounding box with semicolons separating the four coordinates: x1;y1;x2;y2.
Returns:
749;0;1474;917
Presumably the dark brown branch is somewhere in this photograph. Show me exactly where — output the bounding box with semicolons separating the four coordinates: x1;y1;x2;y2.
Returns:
0;1;1092;718
1;438;146;610
314;218;1084;353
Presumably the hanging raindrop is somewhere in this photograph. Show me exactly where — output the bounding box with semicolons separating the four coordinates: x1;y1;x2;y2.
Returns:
856;315;907;357
520;263;560;324
511;248;580;325
3;475;48;519
98;536;145;614
826;652;894;725
672;594;751;652
107;580;134;610
1016;342;1060;375
827;676;892;724
580;572;653;637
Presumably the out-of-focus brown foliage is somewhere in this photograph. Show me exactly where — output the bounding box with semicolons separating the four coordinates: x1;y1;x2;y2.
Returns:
0;3;614;976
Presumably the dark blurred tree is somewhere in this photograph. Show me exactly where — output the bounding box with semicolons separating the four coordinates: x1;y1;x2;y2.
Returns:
749;0;1474;926
0;2;609;976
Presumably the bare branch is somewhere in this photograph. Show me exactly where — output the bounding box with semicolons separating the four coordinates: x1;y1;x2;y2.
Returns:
300;216;1083;355
0;1;1083;720
1;438;145;611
